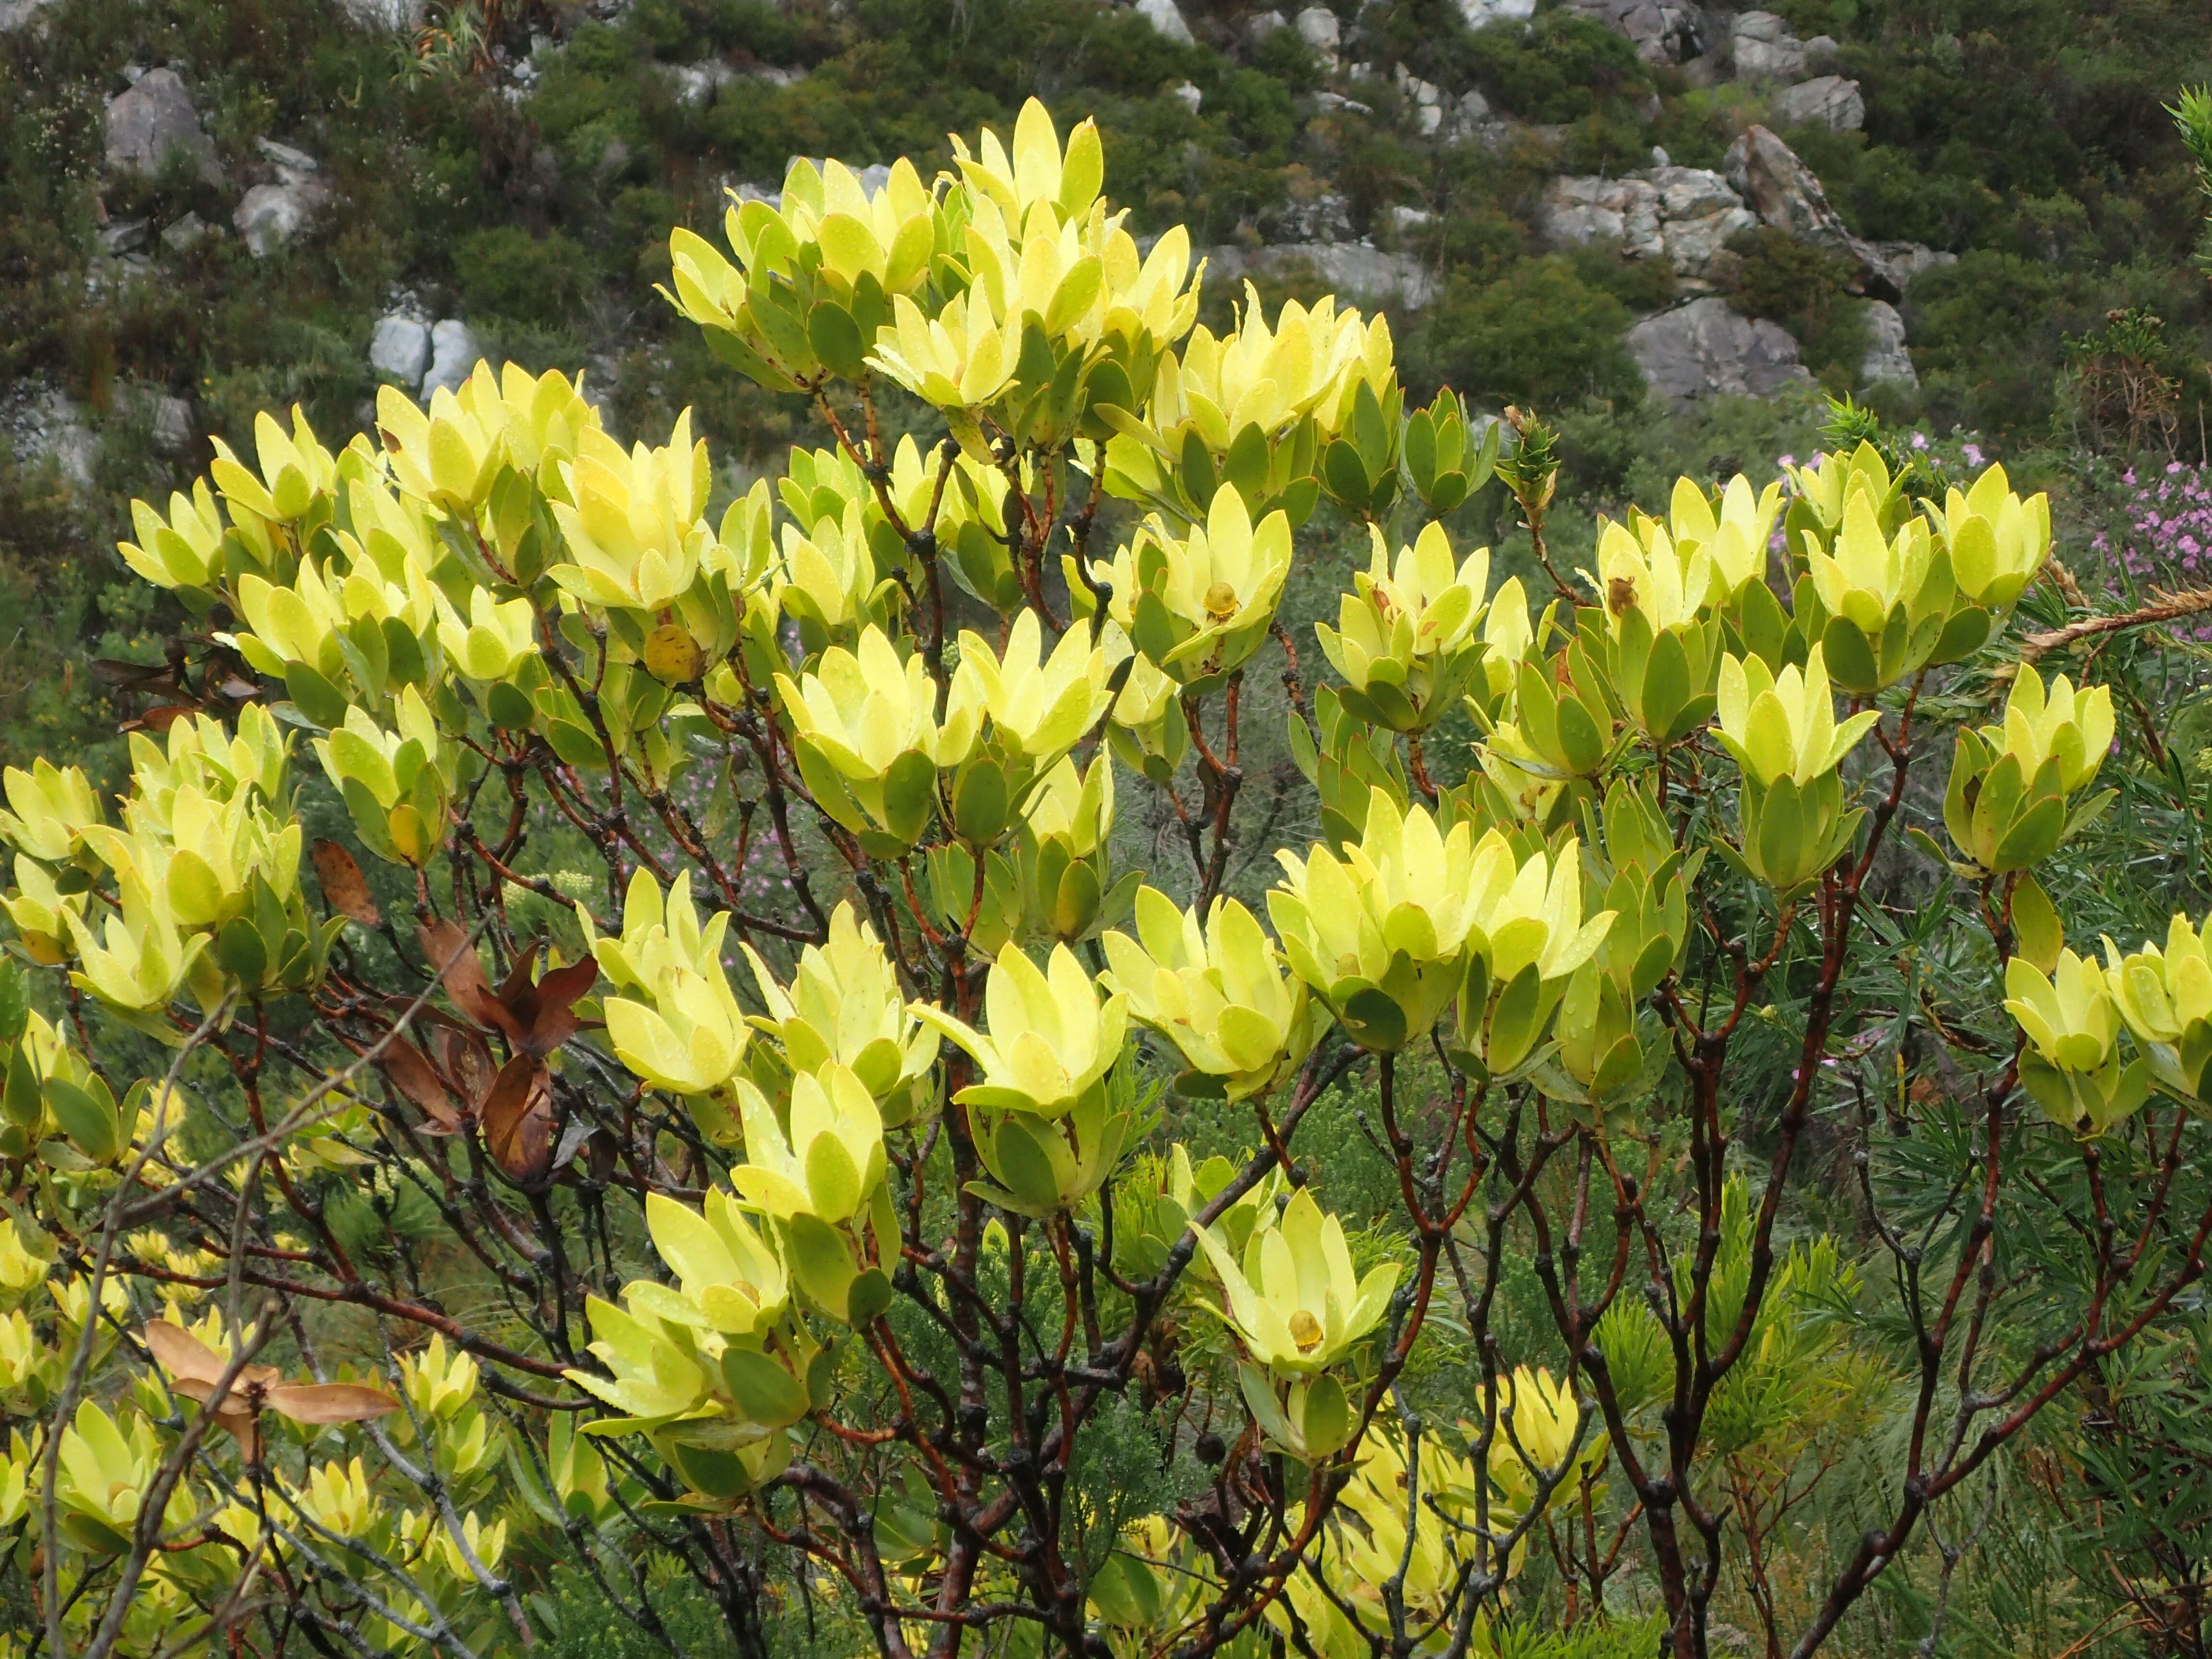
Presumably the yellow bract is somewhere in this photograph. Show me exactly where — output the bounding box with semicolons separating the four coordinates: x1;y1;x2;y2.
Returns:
548;414;713;613
1102;889;1322;1101
1714;645;1878;790
914;941;1127;1117
592;869;751;1097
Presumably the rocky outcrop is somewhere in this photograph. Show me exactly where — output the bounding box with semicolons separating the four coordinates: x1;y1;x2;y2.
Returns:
1730;12;1836;81
104;69;222;185
1859;300;1916;386
234;140;328;257
0;0;57;31
1295;6;1339;59
1562;0;1701;64
1454;0;1537;25
1772;74;1863;131
337;0;426;28
421;320;484;399
1628;297;1810;407
370;313;433;387
1205;243;1436;310
1726;124;1900;299
1540;166;1755;281
1133;0;1195;45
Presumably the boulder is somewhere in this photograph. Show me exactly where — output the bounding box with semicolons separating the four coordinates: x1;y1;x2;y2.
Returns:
1541;175;1657;255
1294;5;1339;55
3;390;96;488
1262;186;1355;244
421;320;483;400
1662;205;1757;279
1648;164;1741;221
1244;8;1287;41
1562;0;1699;63
1204;243;1436;309
160;212;210;253
1772;74;1863;132
1454;0;1536;24
1726;124;1901;299
1872;240;1958;289
1858;299;1916;386
1627;297;1811;407
104;68;222;185
1171;81;1204;113
1731;11;1805;79
234;139;327;256
1133;0;1195;44
337;0;426;28
370;314;433;387
0;0;58;31
664;60;738;106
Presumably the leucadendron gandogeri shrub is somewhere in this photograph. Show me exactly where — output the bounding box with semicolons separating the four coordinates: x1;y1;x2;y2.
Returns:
0;99;2195;1659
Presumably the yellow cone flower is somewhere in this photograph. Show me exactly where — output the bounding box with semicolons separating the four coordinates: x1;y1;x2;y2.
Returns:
1194;1188;1397;1376
376;382;505;516
548;414;713;613
954;609;1117;761
1086;484;1292;686
914;940;1128;1117
732;1064;887;1226
2005;949;2148;1135
2106;911;2212;1106
742;902;936;1125
592;869;751;1096
0;758;102;863
1102;889;1323;1100
1315;522;1493;732
119;477;228;591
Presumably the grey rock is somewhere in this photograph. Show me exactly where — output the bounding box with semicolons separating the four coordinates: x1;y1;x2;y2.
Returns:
1206;242;1436;309
1541;176;1665;260
1245;8;1287;40
1394;65;1443;106
1388;204;1434;231
337;0;426;29
1872;240;1957;289
1772;74;1863;131
98;219;150;255
254;136;320;173
104;68;221;185
1133;0;1195;44
1264;187;1355;243
665;60;738;105
1731;11;1806;80
137;391;195;455
1563;0;1700;63
235;170;329;257
1454;0;1536;22
1312;90;1373;117
1661;205;1757;277
4;390;96;488
369;314;433;387
1456;88;1492;124
1627;297;1811;407
160;212;210;253
1859;299;1916;386
1294;5;1339;54
0;0;58;32
1171;80;1204;113
1726;124;1901;299
1648;164;1741;221
421;320;483;400
1649;144;1670;166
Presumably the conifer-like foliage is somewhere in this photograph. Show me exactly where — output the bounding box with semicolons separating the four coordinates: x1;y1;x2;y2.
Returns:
1;101;2209;1659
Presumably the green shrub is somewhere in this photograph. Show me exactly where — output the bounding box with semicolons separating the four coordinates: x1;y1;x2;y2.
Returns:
451;226;597;328
1462;7;1652;123
1407;254;1641;406
1721;225;1869;383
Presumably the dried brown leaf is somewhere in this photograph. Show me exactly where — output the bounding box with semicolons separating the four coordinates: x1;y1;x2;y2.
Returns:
311;839;382;926
265;1382;400;1424
480;1053;554;1184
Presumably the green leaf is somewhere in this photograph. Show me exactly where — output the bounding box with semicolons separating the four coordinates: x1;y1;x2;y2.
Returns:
44;1076;119;1165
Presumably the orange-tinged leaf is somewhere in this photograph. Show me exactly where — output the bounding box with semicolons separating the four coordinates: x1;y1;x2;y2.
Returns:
480;1053;554;1184
144;1319;229;1385
375;1035;459;1130
312;838;382;926
265;1382;400;1425
419;920;523;1041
